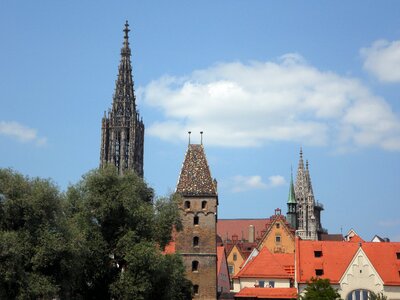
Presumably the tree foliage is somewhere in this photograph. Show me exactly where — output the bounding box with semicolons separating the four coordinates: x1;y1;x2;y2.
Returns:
0;167;191;299
369;292;387;300
299;277;341;300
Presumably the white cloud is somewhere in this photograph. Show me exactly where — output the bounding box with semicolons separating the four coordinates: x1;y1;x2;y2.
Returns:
140;55;400;151
0;121;47;146
231;175;286;193
361;39;400;83
378;219;400;227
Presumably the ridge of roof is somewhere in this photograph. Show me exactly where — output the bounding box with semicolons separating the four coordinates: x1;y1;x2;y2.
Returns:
235;287;297;299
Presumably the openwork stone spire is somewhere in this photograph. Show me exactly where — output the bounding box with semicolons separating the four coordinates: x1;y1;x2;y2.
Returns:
294;148;324;240
100;21;144;177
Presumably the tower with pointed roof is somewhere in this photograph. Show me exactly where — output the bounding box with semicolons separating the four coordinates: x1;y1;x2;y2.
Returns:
294;148;324;240
175;141;218;299
100;21;144;177
286;169;297;230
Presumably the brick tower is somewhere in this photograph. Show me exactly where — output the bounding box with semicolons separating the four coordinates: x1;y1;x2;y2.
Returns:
100;21;144;177
175;142;218;299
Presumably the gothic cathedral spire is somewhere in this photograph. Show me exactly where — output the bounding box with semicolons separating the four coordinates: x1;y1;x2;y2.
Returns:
294;148;325;240
100;21;144;177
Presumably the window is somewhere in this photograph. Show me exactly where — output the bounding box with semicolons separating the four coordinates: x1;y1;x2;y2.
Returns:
233;253;237;261
276;223;280;229
314;250;323;257
192;260;199;272
201;201;207;209
259;280;265;288
193;236;199;247
193;285;199;295
194;215;199;225
184;201;190;209
346;289;371;300
275;235;281;243
228;265;234;274
397;252;400;259
268;281;275;288
315;269;324;276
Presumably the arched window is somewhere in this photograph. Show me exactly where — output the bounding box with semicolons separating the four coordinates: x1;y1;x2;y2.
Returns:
192;260;199;272
346;289;372;300
201;201;207;209
193;236;199;247
194;215;199;225
193;284;199;294
184;201;190;209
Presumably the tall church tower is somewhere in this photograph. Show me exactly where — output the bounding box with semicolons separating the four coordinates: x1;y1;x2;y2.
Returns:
286;169;297;230
175;142;218;299
100;21;144;177
294;148;324;240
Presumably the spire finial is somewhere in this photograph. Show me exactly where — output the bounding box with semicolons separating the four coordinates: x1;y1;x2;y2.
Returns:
124;20;130;40
300;146;303;159
306;159;309;170
200;131;203;145
188;131;191;145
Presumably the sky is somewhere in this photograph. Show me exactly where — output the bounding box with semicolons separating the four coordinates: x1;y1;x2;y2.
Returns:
1;1;399;241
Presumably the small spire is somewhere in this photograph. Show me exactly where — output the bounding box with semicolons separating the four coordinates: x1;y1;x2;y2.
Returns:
306;159;309;170
288;167;296;204
124;20;130;40
188;131;191;145
299;146;303;159
200;131;203;145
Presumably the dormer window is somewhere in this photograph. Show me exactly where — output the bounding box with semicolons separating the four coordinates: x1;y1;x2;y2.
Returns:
315;269;324;276
314;251;323;257
397;252;400;259
184;201;190;209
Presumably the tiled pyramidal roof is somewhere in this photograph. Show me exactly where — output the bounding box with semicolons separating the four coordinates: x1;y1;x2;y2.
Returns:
176;144;217;197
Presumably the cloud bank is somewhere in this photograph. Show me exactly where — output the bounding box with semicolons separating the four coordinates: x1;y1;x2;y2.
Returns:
0;121;47;146
361;39;400;83
231;175;286;193
141;54;400;151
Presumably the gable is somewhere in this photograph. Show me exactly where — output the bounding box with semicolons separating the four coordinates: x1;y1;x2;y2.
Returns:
257;216;295;254
340;247;384;296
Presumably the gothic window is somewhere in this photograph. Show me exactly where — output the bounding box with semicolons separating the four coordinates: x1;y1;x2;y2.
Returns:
201;201;207;209
193;236;199;247
184;201;190;209
192;261;199;272
194;215;199;225
193;285;199;295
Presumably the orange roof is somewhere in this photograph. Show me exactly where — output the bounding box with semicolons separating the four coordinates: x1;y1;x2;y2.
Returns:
218;219;271;242
348;234;364;243
162;241;176;255
235;287;297;299
296;239;359;283
234;247;294;279
362;242;400;285
217;246;226;274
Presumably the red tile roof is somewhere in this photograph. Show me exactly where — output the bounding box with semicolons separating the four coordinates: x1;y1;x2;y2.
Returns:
362;242;400;285
218;219;271;242
296;239;400;285
235;287;297;299
234;247;294;279
162;241;176;255
296;239;359;284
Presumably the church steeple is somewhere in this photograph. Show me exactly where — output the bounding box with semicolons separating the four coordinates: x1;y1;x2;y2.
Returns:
100;21;144;177
287;167;297;229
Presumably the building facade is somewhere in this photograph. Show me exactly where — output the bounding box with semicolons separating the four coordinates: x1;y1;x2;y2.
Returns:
100;21;144;177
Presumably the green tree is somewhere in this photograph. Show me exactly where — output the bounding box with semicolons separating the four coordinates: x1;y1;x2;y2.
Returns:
64;166;191;299
299;277;341;300
0;167;192;299
0;168;68;299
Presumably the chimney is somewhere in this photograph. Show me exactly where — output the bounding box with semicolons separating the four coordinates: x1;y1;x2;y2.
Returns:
249;225;255;243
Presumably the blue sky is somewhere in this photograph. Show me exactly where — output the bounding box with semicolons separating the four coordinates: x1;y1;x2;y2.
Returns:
1;1;399;241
